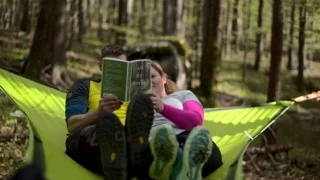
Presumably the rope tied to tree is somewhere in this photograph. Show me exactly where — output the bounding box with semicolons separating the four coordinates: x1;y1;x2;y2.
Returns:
291;91;320;103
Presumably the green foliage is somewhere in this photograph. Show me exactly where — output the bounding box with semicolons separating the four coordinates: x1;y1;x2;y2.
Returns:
0;90;29;179
216;59;268;103
0;47;28;61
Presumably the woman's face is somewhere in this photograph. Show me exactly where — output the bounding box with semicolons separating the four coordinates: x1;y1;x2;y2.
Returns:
151;67;166;95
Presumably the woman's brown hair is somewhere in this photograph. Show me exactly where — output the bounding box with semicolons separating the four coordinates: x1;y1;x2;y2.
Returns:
151;61;176;95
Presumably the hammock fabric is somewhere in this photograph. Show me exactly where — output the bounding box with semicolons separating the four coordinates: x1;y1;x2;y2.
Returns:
0;68;294;180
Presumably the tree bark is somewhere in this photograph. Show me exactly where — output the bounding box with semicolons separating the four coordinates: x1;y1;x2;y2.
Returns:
51;0;69;86
86;0;92;27
67;0;78;50
177;0;185;37
138;0;146;40
192;0;202;80
0;1;3;28
267;0;283;102
224;0;234;59
163;0;180;36
3;0;10;29
116;0;128;45
231;0;242;52
97;0;104;39
127;0;133;27
23;0;67;84
106;0;117;25
10;0;17;29
254;0;264;71
20;0;31;33
152;0;159;36
77;0;85;43
200;0;221;102
242;0;252;81
287;4;295;70
297;0;307;92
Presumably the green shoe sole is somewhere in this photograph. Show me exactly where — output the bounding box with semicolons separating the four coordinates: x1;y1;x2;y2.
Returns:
178;127;213;180
149;125;178;180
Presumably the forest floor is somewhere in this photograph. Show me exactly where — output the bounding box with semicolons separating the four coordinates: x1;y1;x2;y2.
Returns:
0;28;320;179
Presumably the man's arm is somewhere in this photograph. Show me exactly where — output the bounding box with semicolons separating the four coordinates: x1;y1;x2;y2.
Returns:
66;97;122;133
65;79;91;134
67;110;99;134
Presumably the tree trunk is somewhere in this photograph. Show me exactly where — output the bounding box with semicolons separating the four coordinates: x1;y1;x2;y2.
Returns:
0;1;3;28
185;0;199;87
116;0;127;46
23;0;67;85
3;0;9;29
152;0;159;36
77;0;85;43
177;0;185;37
267;0;283;102
138;0;146;40
287;4;295;70
97;0;104;39
231;0;242;53
264;0;284;146
193;0;201;78
163;0;178;35
51;0;69;87
10;0;16;29
20;0;31;33
200;0;221;104
106;0;117;25
297;1;307;92
242;0;252;81
86;0;92;27
127;0;133;27
254;0;264;71
67;0;78;50
224;0;234;59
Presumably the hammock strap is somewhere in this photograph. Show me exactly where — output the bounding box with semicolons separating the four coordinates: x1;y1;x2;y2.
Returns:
292;91;320;102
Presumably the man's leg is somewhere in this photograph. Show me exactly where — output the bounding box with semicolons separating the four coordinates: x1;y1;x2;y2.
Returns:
10;164;45;180
125;94;154;179
65;125;102;174
96;111;127;180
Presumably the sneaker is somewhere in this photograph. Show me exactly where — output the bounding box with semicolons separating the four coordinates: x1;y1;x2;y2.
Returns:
125;94;154;166
149;124;178;180
96;112;127;180
176;126;213;180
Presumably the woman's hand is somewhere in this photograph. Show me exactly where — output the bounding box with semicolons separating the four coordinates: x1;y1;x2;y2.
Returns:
150;91;164;112
99;94;123;113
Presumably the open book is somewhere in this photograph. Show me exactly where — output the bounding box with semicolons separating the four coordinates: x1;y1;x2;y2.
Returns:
101;57;152;102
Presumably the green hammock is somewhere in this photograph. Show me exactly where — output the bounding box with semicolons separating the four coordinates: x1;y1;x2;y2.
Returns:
0;68;294;180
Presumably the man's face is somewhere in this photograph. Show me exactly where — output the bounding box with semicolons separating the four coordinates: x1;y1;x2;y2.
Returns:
117;54;127;61
99;54;128;70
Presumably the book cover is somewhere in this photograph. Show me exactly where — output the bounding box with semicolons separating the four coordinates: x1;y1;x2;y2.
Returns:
101;57;152;102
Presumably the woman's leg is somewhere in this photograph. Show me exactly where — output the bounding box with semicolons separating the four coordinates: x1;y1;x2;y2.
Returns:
149;124;178;180
201;140;223;177
175;127;222;179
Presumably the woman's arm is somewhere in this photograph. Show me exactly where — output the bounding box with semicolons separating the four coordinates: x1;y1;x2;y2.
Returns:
160;100;204;130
